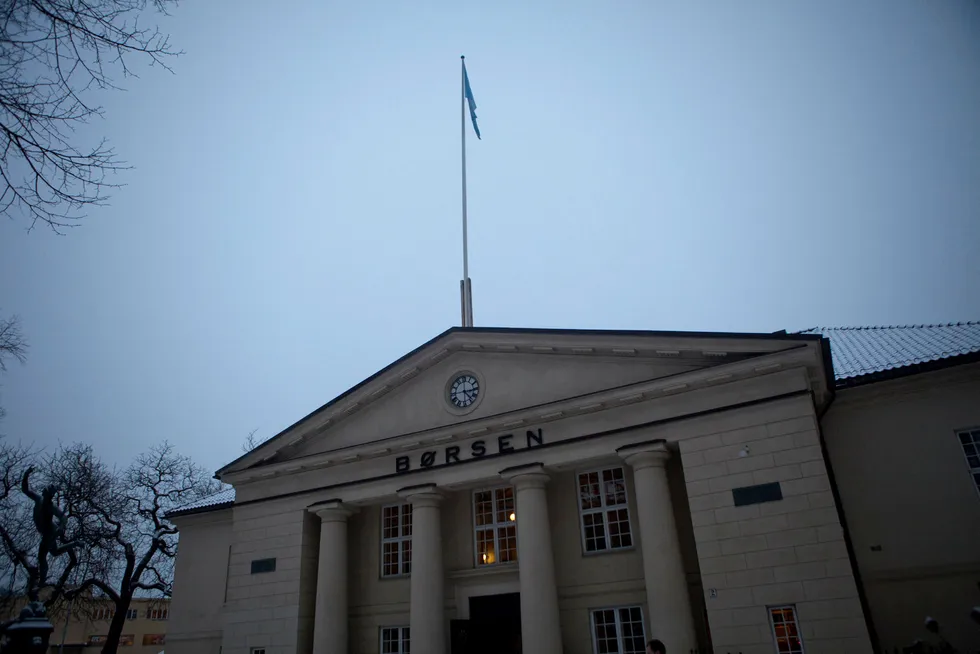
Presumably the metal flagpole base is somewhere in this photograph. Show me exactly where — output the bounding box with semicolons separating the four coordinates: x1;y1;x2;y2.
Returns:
459;278;474;327
460;279;467;326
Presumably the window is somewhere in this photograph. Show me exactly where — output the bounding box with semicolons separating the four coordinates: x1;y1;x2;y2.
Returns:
250;649;266;654
89;635;107;645
957;428;980;494
473;487;517;566
250;557;276;574
147;606;169;620
768;605;805;653
125;609;137;620
578;467;633;553
590;606;646;654
380;626;410;653
119;635;134;647
142;635;166;646
381;504;413;577
92;607;113;621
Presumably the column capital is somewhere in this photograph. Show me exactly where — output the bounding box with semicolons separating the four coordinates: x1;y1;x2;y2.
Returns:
398;483;444;507
618;439;670;470
501;463;550;490
309;499;357;523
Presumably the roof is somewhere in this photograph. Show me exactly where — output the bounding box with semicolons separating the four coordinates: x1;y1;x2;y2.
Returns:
174;322;979;517
801;322;980;387
169;487;235;517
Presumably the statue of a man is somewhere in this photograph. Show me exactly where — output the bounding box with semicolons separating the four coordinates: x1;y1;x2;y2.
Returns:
21;468;75;561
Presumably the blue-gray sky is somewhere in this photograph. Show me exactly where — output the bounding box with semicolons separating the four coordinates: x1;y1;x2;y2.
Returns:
1;0;978;472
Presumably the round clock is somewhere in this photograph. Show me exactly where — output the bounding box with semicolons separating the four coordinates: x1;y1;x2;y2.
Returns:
448;373;480;408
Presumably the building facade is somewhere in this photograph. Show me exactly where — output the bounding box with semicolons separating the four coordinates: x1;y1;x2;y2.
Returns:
167;324;980;654
3;597;170;654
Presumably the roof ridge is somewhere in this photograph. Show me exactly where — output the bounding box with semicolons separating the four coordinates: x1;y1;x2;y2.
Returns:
801;321;980;332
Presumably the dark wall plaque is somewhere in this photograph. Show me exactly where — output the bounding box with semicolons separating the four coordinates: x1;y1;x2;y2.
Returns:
732;482;783;507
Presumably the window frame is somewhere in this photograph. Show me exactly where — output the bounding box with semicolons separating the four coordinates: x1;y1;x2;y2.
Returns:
124;608;137;620
767;604;805;654
471;485;518;567
379;625;410;653
147;606;169;621
92;607;113;622
380;503;413;578
956;427;980;498
589;604;647;654
576;465;635;555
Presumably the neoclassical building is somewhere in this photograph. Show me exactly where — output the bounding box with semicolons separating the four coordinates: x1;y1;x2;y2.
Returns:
167;323;980;654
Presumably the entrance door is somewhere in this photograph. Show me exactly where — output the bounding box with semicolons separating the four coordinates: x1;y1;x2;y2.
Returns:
452;592;522;654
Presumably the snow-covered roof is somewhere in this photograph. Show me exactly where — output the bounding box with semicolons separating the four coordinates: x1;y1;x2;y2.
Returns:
168;487;235;517
801;322;980;385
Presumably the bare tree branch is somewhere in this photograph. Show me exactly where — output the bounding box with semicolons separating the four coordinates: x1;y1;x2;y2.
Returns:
0;313;27;372
0;0;180;232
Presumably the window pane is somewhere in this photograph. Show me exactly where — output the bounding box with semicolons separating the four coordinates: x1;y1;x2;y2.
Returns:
603;468;627;506
401;504;413;537
474;491;494;526
579;472;602;509
476;528;496;565
583;512;607;552
497;525;517;563
401;539;412;575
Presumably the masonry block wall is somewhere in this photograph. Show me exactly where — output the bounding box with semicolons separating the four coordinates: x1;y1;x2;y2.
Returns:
678;396;873;654
221;499;312;654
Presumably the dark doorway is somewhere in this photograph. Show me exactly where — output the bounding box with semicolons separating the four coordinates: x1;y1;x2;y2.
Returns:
451;592;522;653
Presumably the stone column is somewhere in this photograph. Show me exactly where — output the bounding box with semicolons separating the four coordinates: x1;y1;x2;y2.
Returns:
399;485;446;654
310;501;356;654
619;440;697;653
503;464;563;654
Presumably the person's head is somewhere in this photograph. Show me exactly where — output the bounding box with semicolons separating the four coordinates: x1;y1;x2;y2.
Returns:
646;639;666;654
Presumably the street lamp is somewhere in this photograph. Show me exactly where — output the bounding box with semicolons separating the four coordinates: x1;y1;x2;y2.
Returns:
2;602;55;654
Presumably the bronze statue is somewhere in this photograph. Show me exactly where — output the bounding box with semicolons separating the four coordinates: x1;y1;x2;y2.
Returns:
20;468;78;567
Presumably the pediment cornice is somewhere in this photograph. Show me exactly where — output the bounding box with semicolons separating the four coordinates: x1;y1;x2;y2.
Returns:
220;333;828;485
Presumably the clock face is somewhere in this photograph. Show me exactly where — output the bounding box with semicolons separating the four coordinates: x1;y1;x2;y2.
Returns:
449;374;480;408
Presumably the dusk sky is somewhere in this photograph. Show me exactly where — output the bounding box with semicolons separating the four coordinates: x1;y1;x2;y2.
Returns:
1;0;978;473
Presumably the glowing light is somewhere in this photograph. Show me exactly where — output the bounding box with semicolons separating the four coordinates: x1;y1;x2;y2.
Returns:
509;513;516;521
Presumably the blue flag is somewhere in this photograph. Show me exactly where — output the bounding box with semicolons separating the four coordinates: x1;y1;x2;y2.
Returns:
463;62;481;140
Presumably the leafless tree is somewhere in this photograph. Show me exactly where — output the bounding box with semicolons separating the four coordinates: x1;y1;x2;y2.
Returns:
0;313;27;421
69;441;221;654
0;314;27;372
0;441;107;624
0;441;220;654
242;428;266;453
0;0;180;232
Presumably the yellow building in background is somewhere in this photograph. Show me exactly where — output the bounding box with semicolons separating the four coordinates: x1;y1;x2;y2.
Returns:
4;597;170;654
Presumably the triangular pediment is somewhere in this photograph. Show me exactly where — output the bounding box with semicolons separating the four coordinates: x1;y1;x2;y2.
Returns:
218;327;829;479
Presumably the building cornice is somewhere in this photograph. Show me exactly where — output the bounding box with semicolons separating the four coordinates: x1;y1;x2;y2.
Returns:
222;343;823;486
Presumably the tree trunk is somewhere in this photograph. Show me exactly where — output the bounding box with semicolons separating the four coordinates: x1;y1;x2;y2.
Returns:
100;594;132;654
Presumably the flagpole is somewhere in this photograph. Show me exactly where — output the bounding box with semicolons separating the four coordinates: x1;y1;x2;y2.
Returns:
460;56;471;326
460;55;473;327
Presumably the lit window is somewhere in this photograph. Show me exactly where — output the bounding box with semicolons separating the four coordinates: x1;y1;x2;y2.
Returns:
380;626;410;653
473;487;517;566
119;635;134;647
957;429;980;495
147;607;169;620
89;635;107;645
768;605;805;653
381;504;413;577
590;606;646;654
578;467;633;553
142;635;166;646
